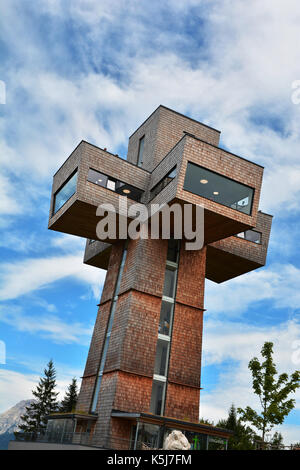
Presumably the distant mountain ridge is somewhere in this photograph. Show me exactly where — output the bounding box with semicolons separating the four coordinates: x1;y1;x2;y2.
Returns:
0;400;33;450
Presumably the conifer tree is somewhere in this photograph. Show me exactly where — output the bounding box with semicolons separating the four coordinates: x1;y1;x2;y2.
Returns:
59;378;78;413
217;404;257;450
18;360;59;434
270;431;284;449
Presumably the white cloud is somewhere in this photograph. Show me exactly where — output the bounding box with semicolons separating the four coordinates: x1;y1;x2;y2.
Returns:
0;173;22;216
200;318;300;444
1;0;300;219
50;233;86;252
0;365;83;414
203;319;300;370
0;253;106;301
0;305;93;345
205;263;300;317
0;369;39;413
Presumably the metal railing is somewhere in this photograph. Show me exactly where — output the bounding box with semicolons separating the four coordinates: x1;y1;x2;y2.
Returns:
15;430;90;446
14;430;137;449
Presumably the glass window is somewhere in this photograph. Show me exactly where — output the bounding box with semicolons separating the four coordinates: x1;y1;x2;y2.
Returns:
158;301;173;335
107;179;116;191
87;168;143;202
87;169;108;188
154;338;169;376
168;167;177;179
46;418;74;443
151;166;177;199
136;424;160;449
207;436;227;450
137;136;145;167
236;229;261;244
167;239;180;263
53;170;77;214
114;181;143;201
163;267;176;298
244;229;261;243
184;162;254;215
150;380;165;415
163;429;207;450
184;431;208;450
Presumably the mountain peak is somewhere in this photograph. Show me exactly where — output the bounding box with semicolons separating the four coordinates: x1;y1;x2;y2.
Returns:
0;400;34;435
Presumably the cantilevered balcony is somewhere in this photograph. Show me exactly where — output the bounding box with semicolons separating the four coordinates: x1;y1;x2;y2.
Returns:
145;132;264;244
48;141;150;241
206;211;273;283
83;239;112;269
49;130;264;246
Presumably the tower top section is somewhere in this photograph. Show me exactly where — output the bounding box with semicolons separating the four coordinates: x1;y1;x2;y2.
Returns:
48;104;272;282
127;105;221;172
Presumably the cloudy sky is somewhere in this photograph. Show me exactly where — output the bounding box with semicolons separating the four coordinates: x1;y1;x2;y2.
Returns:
0;0;300;445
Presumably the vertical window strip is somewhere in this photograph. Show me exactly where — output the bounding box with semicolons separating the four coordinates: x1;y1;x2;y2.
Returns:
90;241;128;413
137;136;145;167
150;239;180;416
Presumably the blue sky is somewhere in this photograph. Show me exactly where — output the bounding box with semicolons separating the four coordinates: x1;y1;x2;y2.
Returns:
0;0;300;444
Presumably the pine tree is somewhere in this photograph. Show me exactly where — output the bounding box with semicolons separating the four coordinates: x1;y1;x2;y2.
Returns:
227;404;237;431
270;432;284;449
217;404;258;450
59;378;78;413
198;417;214;425
18;360;59;435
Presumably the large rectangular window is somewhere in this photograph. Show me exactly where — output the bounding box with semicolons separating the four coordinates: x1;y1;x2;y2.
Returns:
184;162;254;215
87;168;143;202
53;170;78;214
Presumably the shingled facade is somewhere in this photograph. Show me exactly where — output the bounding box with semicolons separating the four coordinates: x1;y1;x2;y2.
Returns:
46;105;272;450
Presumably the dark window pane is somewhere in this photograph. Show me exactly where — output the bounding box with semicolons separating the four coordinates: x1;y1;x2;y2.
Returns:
168;167;177;179
87;168;143;202
154;339;169;376
208;436;227;450
151;166;177;199
167;239;180;263
237;229;261;244
53;170;77;214
158;301;173;335
137;136;145;167
136;424;160;449
115;181;143;202
150;381;165;415
163;268;176;298
184;162;254;215
184;431;208;450
245;230;261;243
87;168;108;187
